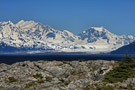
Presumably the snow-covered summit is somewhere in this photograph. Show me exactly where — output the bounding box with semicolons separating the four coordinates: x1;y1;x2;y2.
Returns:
16;20;38;30
0;20;135;53
90;26;105;31
79;26;116;43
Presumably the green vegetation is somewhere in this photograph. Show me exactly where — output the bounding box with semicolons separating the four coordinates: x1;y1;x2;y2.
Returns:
33;73;43;79
62;61;72;66
25;81;36;89
118;85;132;90
78;58;86;62
8;77;18;83
25;74;45;89
83;85;94;90
83;84;133;90
104;55;135;83
97;85;115;90
56;63;63;66
59;78;70;86
91;66;98;71
25;73;45;89
45;76;52;82
33;73;45;84
37;79;44;83
83;84;114;90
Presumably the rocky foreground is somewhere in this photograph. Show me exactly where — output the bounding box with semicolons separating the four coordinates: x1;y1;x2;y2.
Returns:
0;60;135;90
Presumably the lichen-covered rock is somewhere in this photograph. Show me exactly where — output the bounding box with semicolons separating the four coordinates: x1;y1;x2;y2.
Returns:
0;60;134;89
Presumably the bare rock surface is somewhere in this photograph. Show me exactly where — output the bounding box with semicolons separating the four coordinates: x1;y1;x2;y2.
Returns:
0;60;134;90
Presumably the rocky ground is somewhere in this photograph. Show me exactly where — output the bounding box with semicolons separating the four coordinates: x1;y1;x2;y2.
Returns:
0;60;135;90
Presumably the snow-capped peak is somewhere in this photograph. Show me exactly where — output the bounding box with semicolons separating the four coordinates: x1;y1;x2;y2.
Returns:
16;20;25;26
0;20;134;53
0;20;14;25
16;20;38;30
8;20;13;24
90;26;105;32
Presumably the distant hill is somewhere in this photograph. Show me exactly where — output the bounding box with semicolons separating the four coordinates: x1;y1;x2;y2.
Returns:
111;42;135;54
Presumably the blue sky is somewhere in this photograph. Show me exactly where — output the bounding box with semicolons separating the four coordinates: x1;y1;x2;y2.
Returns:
0;0;135;35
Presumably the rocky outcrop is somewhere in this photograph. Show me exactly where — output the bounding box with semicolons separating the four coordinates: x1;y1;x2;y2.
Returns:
0;60;134;90
0;60;115;90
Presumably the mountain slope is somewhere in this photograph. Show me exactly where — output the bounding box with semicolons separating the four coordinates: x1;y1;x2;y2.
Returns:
0;20;135;53
78;27;135;52
111;42;135;54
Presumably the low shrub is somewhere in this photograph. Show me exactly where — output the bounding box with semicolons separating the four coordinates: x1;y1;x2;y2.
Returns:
97;85;115;90
33;73;43;79
8;77;18;83
104;55;135;83
25;82;36;89
45;76;52;82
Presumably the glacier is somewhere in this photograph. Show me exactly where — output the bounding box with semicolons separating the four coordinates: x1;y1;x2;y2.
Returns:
0;20;135;53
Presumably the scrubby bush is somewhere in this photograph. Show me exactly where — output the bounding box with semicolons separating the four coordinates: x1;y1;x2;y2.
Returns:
62;61;72;66
45;76;52;82
83;85;93;90
25;82;36;88
33;73;43;79
59;78;70;86
104;55;135;83
78;58;86;62
8;77;18;83
97;85;115;90
37;79;44;83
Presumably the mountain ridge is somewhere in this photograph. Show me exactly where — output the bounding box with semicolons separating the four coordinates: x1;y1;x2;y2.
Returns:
0;20;135;53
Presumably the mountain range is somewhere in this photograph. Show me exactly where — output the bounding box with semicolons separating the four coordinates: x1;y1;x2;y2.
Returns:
0;20;135;53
